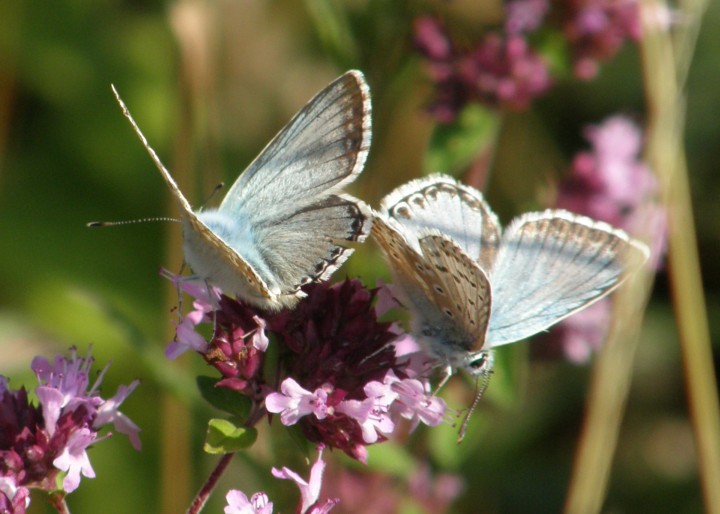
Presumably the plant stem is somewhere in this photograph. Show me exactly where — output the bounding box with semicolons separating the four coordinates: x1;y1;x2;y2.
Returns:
49;492;71;514
186;453;235;514
640;1;720;512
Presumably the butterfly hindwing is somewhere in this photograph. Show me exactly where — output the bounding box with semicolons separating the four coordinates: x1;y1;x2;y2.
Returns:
253;194;372;296
381;174;501;272
486;210;649;346
418;234;492;351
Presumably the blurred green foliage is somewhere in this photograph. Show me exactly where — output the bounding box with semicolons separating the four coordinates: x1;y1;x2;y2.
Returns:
1;1;718;513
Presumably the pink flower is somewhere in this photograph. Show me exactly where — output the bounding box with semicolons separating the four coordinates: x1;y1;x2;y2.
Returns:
166;309;209;359
0;477;29;514
94;381;142;450
224;491;273;514
389;375;448;428
52;428;97;493
272;446;338;514
336;380;397;443
164;274;445;461
265;379;333;425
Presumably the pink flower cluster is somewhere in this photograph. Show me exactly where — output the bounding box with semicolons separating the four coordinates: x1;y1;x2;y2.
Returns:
413;1;656;118
559;0;642;79
413;16;552;121
0;348;140;512
545;115;665;362
165;273;449;463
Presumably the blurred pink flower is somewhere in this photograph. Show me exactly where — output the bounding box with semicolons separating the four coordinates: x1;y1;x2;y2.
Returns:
548;115;665;361
559;0;641;79
505;0;550;34
414;17;552;121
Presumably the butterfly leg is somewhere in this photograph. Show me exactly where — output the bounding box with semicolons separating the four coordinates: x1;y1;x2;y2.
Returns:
432;364;455;397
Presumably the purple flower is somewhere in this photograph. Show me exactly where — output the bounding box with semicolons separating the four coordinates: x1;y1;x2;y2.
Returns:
166;274;451;461
94;382;142;450
559;0;641;79
224;490;273;514
0;348;140;503
413;17;552;121
265;379;332;425
52;427;97;493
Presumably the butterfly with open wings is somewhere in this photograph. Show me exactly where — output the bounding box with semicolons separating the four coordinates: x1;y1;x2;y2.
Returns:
113;70;372;310
372;174;649;383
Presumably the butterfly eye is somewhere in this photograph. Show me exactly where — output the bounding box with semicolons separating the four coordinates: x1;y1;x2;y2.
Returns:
468;353;491;373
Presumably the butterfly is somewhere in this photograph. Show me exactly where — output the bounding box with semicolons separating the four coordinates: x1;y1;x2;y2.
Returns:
372;174;649;381
112;70;373;310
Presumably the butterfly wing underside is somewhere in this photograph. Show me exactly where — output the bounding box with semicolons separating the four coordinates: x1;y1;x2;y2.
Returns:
486;211;649;346
220;70;371;213
190;70;374;307
380;175;501;272
373;214;491;370
417;234;492;352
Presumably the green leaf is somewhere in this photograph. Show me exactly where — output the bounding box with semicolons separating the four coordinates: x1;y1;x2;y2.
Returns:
204;418;258;454
196;376;252;418
424;103;501;175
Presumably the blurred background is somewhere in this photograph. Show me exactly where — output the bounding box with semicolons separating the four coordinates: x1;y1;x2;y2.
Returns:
0;0;718;513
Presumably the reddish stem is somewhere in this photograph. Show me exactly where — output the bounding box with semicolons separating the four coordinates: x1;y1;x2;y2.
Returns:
185;453;235;514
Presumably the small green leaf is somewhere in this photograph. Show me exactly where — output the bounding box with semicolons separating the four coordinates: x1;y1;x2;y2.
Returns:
196;376;252;418
204;418;257;454
424;104;501;175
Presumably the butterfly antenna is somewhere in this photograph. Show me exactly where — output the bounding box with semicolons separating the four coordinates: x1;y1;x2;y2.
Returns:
457;369;492;444
86;217;181;227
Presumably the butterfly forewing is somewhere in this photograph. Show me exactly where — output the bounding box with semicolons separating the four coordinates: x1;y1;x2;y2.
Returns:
220;70;371;214
486;211;649;346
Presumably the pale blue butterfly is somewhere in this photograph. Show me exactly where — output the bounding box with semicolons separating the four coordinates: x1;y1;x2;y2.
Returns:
372;174;649;382
112;71;372;310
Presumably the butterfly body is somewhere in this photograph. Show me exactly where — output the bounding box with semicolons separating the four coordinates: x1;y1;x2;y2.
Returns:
114;71;372;310
373;174;649;377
